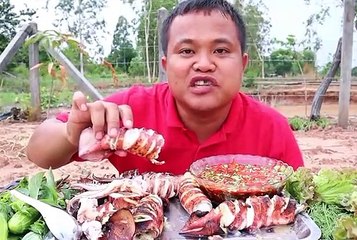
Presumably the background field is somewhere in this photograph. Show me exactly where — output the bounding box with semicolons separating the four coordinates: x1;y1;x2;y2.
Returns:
1;77;356;187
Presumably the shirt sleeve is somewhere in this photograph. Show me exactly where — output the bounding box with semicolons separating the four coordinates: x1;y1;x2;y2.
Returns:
56;111;69;122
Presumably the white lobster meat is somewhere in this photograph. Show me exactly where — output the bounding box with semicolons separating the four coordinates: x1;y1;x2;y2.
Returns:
78;127;165;164
178;172;213;215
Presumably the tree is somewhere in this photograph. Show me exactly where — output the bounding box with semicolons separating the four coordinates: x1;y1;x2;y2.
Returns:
310;38;342;120
233;0;272;78
125;0;177;82
0;0;36;70
269;49;294;76
52;0;108;72
107;16;137;73
303;0;357;32
267;35;316;76
305;0;357;119
0;0;35;38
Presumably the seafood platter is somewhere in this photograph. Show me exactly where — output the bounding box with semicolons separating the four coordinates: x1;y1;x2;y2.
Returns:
0;127;322;239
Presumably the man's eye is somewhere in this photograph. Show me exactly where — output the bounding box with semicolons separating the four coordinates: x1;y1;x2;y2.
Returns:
215;48;229;54
180;49;194;54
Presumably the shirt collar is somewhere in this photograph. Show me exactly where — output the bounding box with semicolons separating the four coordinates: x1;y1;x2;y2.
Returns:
166;92;185;128
166;92;243;133
221;94;243;134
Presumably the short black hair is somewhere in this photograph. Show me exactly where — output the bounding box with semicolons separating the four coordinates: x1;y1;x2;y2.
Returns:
160;0;246;56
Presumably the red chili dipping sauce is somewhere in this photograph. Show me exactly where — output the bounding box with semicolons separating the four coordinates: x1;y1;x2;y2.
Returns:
196;162;289;201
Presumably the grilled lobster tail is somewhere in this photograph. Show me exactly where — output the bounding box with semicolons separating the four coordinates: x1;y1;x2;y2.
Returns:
78;127;165;164
133;194;164;239
180;195;302;236
178;172;213;215
142;172;178;200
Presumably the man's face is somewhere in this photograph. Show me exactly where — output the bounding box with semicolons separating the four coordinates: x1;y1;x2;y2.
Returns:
162;10;248;113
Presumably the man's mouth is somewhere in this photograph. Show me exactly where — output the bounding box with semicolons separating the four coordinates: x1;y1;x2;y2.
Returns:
190;76;218;87
193;80;213;87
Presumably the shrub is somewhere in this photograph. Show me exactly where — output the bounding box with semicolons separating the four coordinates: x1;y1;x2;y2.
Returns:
289;116;330;131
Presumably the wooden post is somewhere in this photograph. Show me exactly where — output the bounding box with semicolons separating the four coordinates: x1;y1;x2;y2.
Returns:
157;7;168;82
46;47;103;100
28;23;42;121
0;23;33;73
338;0;355;128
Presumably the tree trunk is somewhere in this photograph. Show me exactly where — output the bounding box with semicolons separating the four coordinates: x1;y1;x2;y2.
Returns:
310;38;342;120
152;33;157;81
144;0;152;83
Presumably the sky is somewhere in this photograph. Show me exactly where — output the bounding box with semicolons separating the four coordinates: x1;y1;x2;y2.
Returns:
10;0;357;67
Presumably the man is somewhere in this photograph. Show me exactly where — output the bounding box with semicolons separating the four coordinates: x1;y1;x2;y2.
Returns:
26;0;304;174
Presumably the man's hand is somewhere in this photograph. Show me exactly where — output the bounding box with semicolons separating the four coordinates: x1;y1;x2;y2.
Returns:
66;91;133;148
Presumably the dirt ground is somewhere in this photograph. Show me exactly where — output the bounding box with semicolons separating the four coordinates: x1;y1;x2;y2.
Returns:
0;104;356;187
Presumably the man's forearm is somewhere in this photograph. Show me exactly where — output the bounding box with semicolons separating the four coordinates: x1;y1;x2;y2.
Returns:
26;119;78;169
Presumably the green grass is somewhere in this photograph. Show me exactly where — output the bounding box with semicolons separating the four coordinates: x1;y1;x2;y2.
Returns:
0;89;74;110
0;70;152;111
0;92;18;105
289;116;330;131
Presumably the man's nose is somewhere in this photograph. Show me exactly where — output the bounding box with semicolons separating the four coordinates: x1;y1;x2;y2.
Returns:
192;53;216;72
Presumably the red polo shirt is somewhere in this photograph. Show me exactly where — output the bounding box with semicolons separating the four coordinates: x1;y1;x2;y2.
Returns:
57;83;304;174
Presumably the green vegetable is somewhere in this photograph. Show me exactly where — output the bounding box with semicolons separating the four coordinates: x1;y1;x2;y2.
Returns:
0;190;11;204
313;168;357;207
30;218;48;236
8;206;40;235
0;211;8;240
340;191;357;214
333;215;357;240
284;168;357;238
284;167;315;203
0;169;75;239
7;235;21;240
10;199;26;212
21;231;43;240
0;202;12;240
40;169;61;207
28;172;45;199
307;202;347;240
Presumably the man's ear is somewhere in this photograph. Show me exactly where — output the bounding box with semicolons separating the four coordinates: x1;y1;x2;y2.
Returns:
242;53;249;71
161;56;167;71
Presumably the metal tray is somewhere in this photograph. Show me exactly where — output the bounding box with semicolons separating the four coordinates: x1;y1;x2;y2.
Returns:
1;182;321;240
162;198;321;240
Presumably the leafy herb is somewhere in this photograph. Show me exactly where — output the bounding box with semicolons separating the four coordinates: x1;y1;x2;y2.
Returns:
340;191;357;214
333;215;357;240
30;218;48;236
0;202;12;220
39;169;61;207
28;172;45;199
307;202;347;240
284;167;315;203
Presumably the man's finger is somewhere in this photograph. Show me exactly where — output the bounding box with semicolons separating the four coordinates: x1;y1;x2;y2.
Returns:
118;104;133;128
88;101;106;139
105;103;120;137
72;91;88;111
